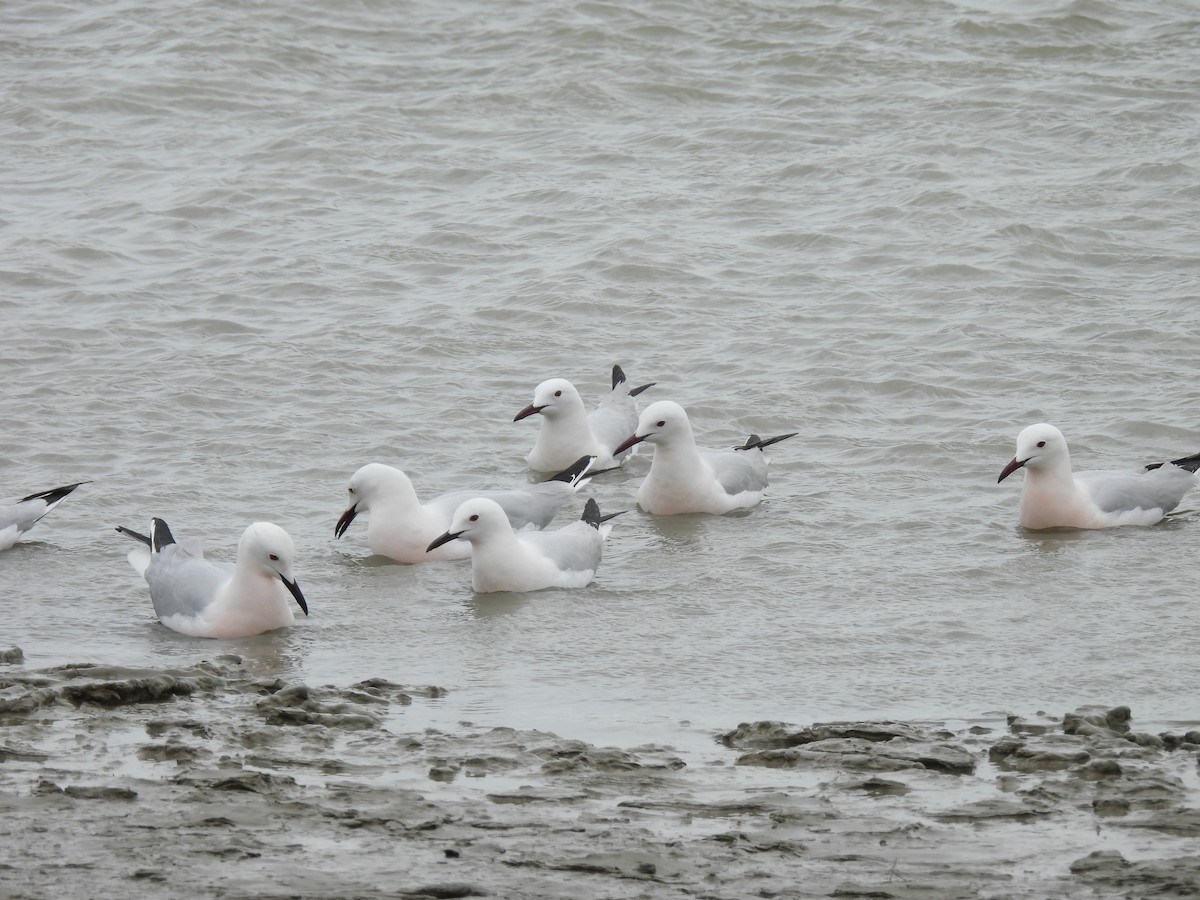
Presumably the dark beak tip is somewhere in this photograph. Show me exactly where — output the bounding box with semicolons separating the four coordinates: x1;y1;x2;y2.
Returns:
334;506;357;538
427;531;462;553
614;434;645;455
514;404;540;422
998;457;1024;483
281;576;308;616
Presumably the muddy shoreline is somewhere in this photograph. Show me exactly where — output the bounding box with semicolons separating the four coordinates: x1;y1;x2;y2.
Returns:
2;650;1199;899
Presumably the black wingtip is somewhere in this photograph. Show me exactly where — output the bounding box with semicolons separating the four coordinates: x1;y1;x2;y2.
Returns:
737;432;798;451
587;464;623;478
629;381;656;398
1161;451;1200;474
581;497;602;529
17;481;87;505
115;525;152;546
547;455;595;484
611;365;626;389
599;509;626;524
150;518;176;553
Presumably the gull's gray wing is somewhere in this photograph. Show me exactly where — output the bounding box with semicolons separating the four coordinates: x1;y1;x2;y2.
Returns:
426;488;493;523
521;520;603;574
430;483;576;531
589;400;638;455
0;499;45;535
145;546;233;622
589;367;652;454
503;482;575;530
1077;465;1196;516
700;448;769;497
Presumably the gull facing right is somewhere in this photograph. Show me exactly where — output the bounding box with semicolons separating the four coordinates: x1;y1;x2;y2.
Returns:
998;422;1200;530
614;400;797;515
116;518;308;638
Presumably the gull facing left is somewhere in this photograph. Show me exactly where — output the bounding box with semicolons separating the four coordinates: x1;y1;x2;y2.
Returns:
335;455;596;563
515;364;655;471
614;400;797;515
427;497;614;593
998;422;1200;530
117;518;308;638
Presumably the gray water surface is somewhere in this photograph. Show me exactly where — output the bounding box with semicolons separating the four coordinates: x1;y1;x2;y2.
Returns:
3;0;1199;753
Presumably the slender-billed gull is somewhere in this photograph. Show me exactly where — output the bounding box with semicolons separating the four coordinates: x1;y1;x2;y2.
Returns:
0;482;85;551
515;364;655;471
614;400;796;515
335;455;596;562
427;497;616;593
998;423;1200;530
117;518;307;638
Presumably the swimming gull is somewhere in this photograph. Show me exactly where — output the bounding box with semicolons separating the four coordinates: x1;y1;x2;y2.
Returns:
335;455;596;562
116;518;307;637
998;422;1200;529
427;497;616;592
614;400;797;515
515;364;655;471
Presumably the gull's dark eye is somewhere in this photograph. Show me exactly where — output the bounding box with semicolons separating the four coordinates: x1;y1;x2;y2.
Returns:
554;390;562;397
469;514;479;522
269;554;279;561
1037;441;1046;448
348;487;355;493
656;420;666;427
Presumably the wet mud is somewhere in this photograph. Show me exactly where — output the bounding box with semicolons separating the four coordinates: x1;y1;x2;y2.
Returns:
2;649;1199;899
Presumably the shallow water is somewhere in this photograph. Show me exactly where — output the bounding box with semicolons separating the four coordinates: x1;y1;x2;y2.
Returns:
3;0;1200;755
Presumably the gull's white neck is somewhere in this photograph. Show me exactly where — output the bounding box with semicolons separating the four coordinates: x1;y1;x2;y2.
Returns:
1018;451;1096;529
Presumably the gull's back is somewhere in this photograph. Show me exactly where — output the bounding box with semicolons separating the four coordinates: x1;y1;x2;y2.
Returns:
145;545;232;622
1076;464;1196;519
702;446;770;498
520;519;603;584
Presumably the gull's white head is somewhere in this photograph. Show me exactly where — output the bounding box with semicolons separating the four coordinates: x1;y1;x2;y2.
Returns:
614;400;694;455
239;522;307;615
335;464;415;538
998;423;1069;482
426;497;509;552
514;378;583;422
